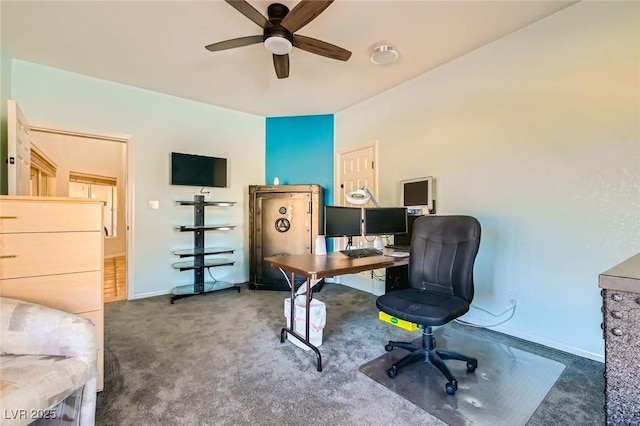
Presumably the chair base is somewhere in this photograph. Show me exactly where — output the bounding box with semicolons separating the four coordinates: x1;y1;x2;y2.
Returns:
384;326;477;395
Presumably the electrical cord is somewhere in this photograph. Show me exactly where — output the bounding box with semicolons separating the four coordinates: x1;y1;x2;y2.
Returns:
206;267;218;283
278;267;293;289
278;267;319;298
372;270;385;281
455;303;517;328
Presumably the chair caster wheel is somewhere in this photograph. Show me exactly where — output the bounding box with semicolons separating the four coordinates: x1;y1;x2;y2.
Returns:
445;382;457;395
387;366;397;378
467;360;477;372
384;344;393;352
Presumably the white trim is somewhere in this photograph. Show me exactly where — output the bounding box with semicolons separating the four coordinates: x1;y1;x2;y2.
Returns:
131;289;172;299
461;312;604;362
125;137;135;301
30;125;131;143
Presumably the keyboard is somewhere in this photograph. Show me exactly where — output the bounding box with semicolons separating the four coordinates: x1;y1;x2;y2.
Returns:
340;248;383;258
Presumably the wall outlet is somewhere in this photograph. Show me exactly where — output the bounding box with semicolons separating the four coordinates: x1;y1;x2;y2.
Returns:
508;292;518;306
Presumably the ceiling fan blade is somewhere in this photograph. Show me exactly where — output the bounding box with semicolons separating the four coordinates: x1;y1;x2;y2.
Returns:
205;35;263;52
273;54;290;79
225;0;272;29
281;0;334;33
293;35;351;61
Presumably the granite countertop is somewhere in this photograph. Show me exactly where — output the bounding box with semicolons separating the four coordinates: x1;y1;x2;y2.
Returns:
599;252;640;292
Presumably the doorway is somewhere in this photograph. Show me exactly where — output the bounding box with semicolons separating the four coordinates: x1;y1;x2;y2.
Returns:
29;126;134;302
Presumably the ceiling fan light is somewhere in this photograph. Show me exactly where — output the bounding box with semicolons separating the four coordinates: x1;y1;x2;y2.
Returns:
264;36;292;55
371;45;398;65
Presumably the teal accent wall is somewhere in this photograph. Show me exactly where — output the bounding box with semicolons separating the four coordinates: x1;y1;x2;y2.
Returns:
265;114;334;207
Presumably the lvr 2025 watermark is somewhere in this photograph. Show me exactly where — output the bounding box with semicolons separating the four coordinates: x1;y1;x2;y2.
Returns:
4;409;58;420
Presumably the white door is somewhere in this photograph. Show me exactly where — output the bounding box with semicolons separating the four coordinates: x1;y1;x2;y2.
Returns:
337;144;377;207
335;143;377;251
7;100;31;195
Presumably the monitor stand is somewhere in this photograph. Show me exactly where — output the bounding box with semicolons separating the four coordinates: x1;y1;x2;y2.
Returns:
346;235;354;249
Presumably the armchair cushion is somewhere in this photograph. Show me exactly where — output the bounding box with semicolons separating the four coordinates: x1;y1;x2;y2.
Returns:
0;354;89;418
0;297;97;426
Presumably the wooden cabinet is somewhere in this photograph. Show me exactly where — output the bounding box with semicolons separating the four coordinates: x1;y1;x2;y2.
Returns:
0;196;105;391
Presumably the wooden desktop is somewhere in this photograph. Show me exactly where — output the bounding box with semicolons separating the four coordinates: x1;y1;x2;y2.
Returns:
264;249;409;372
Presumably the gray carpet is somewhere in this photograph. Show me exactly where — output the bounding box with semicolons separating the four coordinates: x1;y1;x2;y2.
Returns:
360;327;566;426
96;283;604;425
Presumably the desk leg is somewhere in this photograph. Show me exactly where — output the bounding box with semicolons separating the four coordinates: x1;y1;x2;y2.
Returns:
279;273;323;372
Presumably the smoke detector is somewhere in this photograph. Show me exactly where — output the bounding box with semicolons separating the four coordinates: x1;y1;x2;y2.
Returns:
371;45;398;65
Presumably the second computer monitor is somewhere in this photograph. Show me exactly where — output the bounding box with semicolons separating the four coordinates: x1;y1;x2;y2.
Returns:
364;207;408;235
324;206;362;238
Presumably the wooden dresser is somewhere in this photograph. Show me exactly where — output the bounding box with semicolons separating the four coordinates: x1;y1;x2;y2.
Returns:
0;195;104;391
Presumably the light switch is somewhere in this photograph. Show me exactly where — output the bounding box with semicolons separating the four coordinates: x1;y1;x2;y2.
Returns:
149;200;159;210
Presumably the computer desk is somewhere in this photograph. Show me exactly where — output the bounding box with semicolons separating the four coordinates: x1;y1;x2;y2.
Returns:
264;250;410;372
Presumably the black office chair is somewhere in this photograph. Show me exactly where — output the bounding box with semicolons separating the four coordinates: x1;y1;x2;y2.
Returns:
376;215;481;395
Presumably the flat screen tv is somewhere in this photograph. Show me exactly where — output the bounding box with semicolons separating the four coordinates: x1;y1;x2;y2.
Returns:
400;176;434;214
171;152;227;188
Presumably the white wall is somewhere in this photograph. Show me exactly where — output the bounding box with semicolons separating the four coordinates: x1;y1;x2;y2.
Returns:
335;1;640;361
30;132;127;258
11;61;265;298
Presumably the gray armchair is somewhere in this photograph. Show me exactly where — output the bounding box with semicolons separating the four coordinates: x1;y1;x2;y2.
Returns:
0;297;97;426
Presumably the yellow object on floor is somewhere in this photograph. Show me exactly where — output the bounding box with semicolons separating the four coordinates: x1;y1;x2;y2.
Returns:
378;312;419;331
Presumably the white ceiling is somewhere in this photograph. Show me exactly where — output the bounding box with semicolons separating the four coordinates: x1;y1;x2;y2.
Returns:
1;0;576;118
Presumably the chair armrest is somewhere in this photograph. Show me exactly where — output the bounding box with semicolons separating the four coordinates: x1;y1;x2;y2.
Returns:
0;297;96;368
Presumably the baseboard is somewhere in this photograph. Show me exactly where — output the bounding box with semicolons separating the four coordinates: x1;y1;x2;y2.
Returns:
132;289;172;299
460;312;604;363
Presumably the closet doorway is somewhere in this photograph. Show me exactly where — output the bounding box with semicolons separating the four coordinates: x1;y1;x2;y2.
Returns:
29;126;133;303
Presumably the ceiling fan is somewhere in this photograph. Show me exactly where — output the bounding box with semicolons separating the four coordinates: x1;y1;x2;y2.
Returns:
205;0;352;79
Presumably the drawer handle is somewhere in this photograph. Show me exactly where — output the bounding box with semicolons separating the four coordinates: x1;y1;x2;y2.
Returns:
0;255;17;259
0;216;17;219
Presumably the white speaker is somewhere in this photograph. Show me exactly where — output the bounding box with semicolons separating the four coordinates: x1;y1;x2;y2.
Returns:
315;235;327;255
373;236;384;250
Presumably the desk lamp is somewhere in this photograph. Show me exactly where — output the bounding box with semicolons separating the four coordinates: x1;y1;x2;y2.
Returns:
345;186;384;250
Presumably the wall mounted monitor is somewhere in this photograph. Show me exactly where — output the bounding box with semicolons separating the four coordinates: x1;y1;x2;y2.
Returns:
400;176;434;214
171;152;227;188
364;207;408;236
324;206;362;238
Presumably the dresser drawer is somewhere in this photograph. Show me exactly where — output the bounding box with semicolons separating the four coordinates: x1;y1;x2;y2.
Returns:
0;232;102;279
0;270;102;312
0;199;102;233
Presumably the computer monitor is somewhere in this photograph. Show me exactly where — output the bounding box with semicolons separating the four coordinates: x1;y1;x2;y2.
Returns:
400;177;434;214
324;206;362;241
364;207;408;236
392;214;421;247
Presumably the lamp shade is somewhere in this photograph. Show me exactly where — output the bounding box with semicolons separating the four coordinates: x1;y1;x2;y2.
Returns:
345;186;380;207
345;189;370;205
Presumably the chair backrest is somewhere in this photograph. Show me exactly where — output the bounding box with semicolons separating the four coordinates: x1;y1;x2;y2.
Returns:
408;215;481;302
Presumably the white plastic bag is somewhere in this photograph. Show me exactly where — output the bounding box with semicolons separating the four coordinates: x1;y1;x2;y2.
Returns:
284;296;326;350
